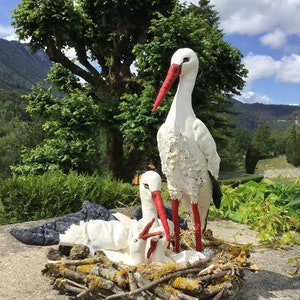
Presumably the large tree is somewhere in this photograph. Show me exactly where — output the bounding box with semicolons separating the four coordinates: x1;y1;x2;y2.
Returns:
286;124;300;167
12;0;247;180
253;124;274;158
118;3;247;171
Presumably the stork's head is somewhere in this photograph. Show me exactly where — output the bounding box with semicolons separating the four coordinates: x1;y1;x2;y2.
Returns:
139;171;171;243
152;48;199;112
126;218;162;264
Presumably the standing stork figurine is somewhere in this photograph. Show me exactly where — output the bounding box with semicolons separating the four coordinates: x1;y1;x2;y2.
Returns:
152;48;222;252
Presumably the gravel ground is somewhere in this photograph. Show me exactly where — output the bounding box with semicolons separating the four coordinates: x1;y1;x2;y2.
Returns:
1;218;299;300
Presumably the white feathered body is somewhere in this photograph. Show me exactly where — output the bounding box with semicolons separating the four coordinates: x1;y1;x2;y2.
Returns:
157;49;220;232
60;219;131;253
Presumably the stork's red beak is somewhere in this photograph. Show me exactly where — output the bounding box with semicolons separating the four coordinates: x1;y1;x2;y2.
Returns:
152;63;181;112
139;218;162;240
152;190;171;243
147;239;158;259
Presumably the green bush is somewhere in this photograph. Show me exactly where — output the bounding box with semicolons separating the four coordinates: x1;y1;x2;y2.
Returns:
0;170;139;225
210;178;300;247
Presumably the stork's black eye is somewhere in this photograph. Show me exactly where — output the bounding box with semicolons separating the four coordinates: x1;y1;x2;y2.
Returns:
134;238;138;243
144;183;150;190
182;57;190;63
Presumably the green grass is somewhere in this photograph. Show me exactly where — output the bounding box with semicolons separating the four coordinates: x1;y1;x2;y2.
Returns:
256;156;296;171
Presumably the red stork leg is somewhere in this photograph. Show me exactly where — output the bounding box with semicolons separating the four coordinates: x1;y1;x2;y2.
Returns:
171;199;180;253
192;203;203;252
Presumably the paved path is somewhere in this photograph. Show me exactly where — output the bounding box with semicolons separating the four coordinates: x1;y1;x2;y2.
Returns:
260;168;300;179
220;168;300;180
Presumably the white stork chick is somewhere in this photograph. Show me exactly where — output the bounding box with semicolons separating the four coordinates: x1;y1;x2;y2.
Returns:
59;219;131;254
102;218;162;266
152;48;222;252
60;171;172;255
113;171;172;242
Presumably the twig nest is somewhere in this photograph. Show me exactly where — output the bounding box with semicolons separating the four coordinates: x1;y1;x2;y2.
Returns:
42;229;256;299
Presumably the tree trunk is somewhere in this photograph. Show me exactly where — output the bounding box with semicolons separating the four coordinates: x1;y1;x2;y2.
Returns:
106;129;146;182
245;147;259;174
106;129;124;180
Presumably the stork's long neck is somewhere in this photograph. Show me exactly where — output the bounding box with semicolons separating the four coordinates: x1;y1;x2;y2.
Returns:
167;70;197;127
141;200;159;227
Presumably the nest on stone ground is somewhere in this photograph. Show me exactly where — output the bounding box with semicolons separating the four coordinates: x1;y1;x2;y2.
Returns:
42;229;258;300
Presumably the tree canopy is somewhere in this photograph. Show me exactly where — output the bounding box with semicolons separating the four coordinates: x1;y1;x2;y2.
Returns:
12;0;247;181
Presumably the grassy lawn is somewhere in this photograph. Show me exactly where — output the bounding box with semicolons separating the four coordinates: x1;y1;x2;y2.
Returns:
256;155;296;171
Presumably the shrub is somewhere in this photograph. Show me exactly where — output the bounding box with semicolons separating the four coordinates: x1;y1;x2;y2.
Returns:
0;170;139;225
210;178;300;247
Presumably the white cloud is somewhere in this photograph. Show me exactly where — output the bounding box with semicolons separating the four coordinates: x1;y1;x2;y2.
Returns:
242;53;280;84
0;25;17;40
0;25;13;35
260;29;287;49
210;0;300;52
211;0;300;36
243;53;300;84
277;54;300;83
236;91;273;104
238;52;300;104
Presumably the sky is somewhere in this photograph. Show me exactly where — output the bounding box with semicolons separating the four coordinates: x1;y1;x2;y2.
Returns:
1;0;300;106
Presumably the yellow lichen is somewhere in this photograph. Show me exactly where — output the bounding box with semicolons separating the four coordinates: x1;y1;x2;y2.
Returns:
56;263;68;276
236;250;248;263
172;277;200;291
86;274;104;288
147;262;177;280
223;273;232;281
113;269;128;287
77;264;95;273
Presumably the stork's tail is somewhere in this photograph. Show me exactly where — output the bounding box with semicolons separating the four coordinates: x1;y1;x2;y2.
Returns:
208;171;222;209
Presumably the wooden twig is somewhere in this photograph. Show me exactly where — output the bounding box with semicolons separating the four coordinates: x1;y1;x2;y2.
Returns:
128;269;147;300
105;263;212;300
198;269;230;283
203;281;232;297
48;257;104;266
88;265;128;287
76;284;95;298
212;286;225;300
134;272;174;300
56;278;87;294
177;293;198;300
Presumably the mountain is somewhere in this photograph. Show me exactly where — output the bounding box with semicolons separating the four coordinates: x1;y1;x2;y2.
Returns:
0;39;299;133
0;38;52;94
231;98;300;132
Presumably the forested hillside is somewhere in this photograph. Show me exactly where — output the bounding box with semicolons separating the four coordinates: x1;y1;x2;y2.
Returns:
0;38;52;93
232;98;300;132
